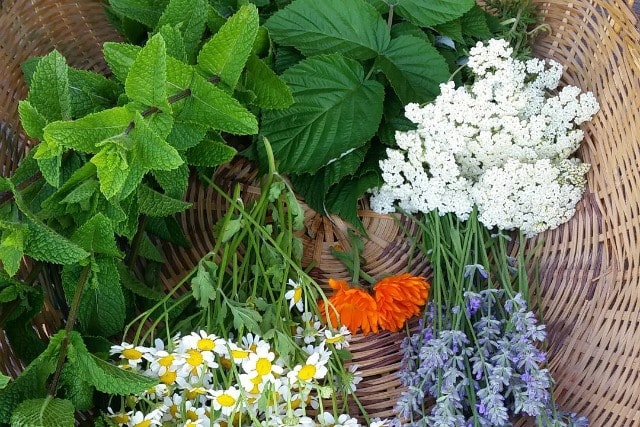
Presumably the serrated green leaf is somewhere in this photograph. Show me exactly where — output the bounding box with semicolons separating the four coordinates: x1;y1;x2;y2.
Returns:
60;179;99;205
119;146;149;200
198;4;259;91
273;46;304;75
158;24;187;61
27;50;71;122
10;151;39;188
43;106;135;154
395;0;475;27
59;364;94;411
0;331;62;423
265;0;390;60
0;374;9;390
185;138;236;167
11;396;74;427
166;121;207;150
23;218;88;264
244;55;293;109
137;184;191;217
126;34;170;110
18;100;47;139
434;18;464;44
103;42;141;83
62;258;125;337
71;213;122;257
144;111;174;140
378;35;450;104
157;0;207;60
175;71;258;134
138;234;164;262
66;332;157;394
40;162;97;218
191;258;217;308
132;112;183;171
36;154;62;188
460;5;493;39
108;0;168;28
206;5;226;33
91;143;130;199
67;68;121;117
227;300;262;335
0;228;25;277
325;171;382;234
114;193;139;240
117;264;165;301
152;163;189;199
261;54;384;174
145;216;190;247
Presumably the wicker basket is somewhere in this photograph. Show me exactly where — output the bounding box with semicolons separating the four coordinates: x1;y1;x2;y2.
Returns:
1;0;640;425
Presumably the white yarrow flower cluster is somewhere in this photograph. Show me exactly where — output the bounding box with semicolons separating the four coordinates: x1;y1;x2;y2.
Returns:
370;38;599;236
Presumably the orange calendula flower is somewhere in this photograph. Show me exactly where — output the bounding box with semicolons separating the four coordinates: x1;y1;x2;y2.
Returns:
374;273;430;332
318;279;379;335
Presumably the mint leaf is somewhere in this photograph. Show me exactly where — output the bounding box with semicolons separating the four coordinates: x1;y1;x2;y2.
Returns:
126;33;170;111
191;258;217;308
108;0;167;28
261;54;384;173
71;213;122;257
66;332;157;395
185;138;236;167
0;228;25;277
145;216;190;247
62;258;125;337
43;106;135;153
395;0;475;27
59;364;94;411
0;331;62;423
198;4;259;91
166;121;207;150
158;24;187;61
152;163;189;199
35;154;62;188
60;179;99;205
325;170;382;233
265;0;390;60
137;184;191;216
24;219;89;264
244;55;293;109
18;101;47;139
103;42;141;83
138;234;164;262
27;50;71;122
67;68;121;117
132;112;183;171
118;264;165;301
10;151;39;187
0;375;9;390
157;0;207;60
175;70;258;135
91;143;130;199
11;397;74;427
378;35;450;104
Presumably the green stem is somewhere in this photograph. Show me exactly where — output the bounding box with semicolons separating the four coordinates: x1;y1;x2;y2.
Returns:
48;263;91;396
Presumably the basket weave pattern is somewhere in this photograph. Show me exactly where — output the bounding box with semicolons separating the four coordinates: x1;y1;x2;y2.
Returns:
0;1;639;425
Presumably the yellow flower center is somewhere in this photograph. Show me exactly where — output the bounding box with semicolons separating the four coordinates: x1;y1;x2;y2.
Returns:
220;357;232;369
298;364;316;381
170;404;179;418
325;335;344;344
158;354;174;367
133;421;151;427
112;413;130;424
250;344;257;352
291;397;301;409
122;348;143;360
186;387;206;400
293;287;302;303
217;393;236;407
255;358;272;376
231;349;249;359
197;338;216;351
187;409;198;421
186;349;204;366
159;369;177;385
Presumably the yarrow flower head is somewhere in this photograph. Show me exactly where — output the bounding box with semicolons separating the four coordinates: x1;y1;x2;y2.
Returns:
370;38;599;236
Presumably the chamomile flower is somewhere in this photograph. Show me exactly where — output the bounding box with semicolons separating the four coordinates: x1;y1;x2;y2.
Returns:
288;352;328;383
209;386;243;416
225;342;252;364
241;333;269;353
107;408;131;426
316;412;360;427
304;341;332;365
149;350;184;376
157;367;179;386
179;348;218;377
181;330;226;355
370;419;391;427
239;371;265;395
162;394;183;421
242;345;284;384
110;343;150;368
340;365;363;393
285;279;305;312
296;312;325;344
127;409;163;427
324;326;351;349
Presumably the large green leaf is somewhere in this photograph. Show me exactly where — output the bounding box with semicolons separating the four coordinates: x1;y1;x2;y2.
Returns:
243;55;293;110
24;219;89;265
156;0;207;60
261;54;384;174
395;0;475;27
378;35;450;104
108;0;168;28
197;4;259;91
125;33;170;111
152;163;189;199
0;228;25;277
27;50;71;122
103;42;141;83
67;68;121;118
71;213;123;257
137;184;191;216
43;106;135;154
11;397;75;427
131;112;183;171
184;138;236;167
265;0;390;60
17;101;47;140
90;142;130;200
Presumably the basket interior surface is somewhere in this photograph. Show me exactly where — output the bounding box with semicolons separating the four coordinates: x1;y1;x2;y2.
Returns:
0;0;639;425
